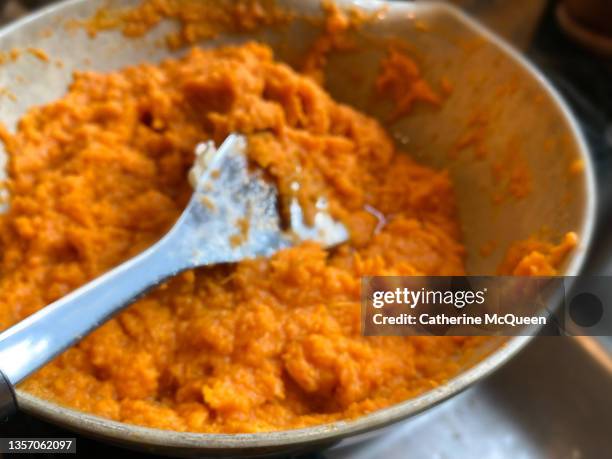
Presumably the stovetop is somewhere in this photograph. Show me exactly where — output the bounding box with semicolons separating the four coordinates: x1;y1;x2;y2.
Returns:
1;1;611;458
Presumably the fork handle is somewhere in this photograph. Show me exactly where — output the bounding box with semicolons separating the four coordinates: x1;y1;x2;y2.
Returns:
0;236;183;407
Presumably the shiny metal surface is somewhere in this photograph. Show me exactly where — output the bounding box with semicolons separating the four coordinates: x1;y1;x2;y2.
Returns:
0;0;598;456
331;336;612;459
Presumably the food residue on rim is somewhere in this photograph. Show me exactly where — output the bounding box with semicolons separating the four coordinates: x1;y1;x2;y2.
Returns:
300;1;360;85
27;47;50;62
84;0;292;49
0;47;51;65
0;49;21;65
498;232;578;276
569;158;585;176
450;109;490;160
491;137;532;203
375;46;442;121
479;239;498;258
0;87;17;102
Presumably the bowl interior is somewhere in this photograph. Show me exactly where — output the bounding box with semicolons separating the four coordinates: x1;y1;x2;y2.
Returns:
0;0;593;274
0;0;595;455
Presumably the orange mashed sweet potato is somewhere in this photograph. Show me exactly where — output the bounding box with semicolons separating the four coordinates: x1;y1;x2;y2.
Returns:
498;232;578;276
0;42;569;433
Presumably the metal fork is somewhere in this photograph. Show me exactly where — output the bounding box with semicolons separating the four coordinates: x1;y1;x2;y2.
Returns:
0;134;348;418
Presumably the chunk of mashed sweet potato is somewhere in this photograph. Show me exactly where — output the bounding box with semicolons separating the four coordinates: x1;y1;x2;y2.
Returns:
0;42;568;433
498;232;578;276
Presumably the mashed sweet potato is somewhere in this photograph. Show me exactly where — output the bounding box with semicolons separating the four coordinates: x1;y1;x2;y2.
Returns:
0;42;566;433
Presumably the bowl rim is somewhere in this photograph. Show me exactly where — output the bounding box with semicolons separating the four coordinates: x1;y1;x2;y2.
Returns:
6;0;598;451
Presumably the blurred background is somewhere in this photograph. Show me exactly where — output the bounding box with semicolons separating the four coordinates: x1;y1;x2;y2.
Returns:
1;0;611;458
